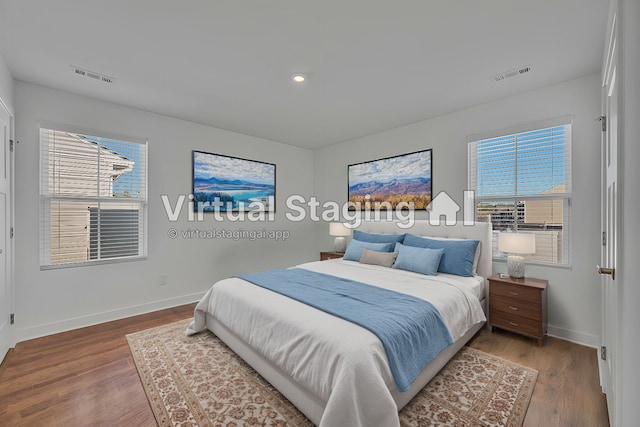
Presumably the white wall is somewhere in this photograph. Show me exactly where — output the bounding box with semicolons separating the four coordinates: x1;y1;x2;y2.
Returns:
620;0;640;424
0;52;13;111
314;73;602;347
14;82;316;341
9;71;608;349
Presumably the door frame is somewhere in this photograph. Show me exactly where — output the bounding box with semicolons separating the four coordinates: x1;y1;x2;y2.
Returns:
0;97;14;364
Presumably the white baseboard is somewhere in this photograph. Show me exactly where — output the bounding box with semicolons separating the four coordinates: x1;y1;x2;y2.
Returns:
547;324;600;348
15;292;205;343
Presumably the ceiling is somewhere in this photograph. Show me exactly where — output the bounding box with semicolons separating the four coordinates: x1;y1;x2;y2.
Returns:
0;1;608;149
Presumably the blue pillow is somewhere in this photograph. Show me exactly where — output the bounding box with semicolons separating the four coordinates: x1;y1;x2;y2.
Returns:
353;230;405;244
402;234;480;277
392;243;444;276
343;239;395;262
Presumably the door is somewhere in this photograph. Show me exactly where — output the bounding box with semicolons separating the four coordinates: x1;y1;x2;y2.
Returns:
599;7;619;426
0;100;12;363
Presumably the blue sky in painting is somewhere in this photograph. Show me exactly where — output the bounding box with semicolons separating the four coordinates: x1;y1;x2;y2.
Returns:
349;150;431;186
193;151;274;185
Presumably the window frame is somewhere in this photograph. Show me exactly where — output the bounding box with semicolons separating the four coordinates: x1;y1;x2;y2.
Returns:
39;123;148;270
467;117;572;267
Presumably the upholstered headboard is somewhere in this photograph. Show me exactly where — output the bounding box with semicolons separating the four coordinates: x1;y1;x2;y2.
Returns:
355;220;493;280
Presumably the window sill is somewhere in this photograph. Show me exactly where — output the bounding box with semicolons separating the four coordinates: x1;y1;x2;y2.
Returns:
492;257;571;270
40;256;147;271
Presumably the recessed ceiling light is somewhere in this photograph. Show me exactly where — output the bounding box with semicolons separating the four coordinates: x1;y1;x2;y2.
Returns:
292;73;306;83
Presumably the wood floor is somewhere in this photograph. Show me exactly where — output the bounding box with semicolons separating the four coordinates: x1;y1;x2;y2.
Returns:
469;328;609;427
0;304;609;427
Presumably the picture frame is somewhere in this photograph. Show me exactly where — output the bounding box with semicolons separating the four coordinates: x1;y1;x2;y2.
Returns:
348;149;432;210
192;150;276;212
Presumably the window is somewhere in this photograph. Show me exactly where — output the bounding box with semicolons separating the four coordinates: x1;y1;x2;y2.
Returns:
468;120;571;266
40;127;147;268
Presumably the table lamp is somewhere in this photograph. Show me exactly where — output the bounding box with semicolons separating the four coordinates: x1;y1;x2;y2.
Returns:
498;232;536;278
329;223;351;252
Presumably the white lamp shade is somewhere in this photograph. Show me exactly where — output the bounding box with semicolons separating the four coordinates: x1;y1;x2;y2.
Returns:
329;222;351;237
498;232;536;254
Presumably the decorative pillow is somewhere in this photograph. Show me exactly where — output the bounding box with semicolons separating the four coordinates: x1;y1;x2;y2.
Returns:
359;248;398;268
343;239;395;262
403;234;480;277
353;230;405;244
392;243;444;276
424;236;482;275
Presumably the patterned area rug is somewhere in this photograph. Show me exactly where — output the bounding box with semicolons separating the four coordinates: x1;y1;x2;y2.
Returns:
127;319;537;426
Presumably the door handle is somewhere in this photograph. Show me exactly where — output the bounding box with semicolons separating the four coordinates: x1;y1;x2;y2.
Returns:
597;264;615;280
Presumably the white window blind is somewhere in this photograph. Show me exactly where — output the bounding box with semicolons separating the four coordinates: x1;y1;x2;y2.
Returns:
40;128;147;268
468;121;571;266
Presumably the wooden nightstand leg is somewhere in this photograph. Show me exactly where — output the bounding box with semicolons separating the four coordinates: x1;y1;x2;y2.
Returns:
537;337;544;346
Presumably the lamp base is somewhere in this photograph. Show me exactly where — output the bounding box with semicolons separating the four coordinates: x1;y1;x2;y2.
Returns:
334;236;346;253
507;255;525;278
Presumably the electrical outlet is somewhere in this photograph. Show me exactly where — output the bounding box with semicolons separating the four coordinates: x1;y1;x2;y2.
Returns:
159;274;168;286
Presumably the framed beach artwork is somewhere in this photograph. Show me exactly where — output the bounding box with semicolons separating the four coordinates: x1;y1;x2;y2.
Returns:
192;150;276;212
348;149;432;210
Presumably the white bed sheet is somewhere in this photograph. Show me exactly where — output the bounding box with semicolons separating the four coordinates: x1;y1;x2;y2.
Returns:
322;259;486;302
187;260;486;427
437;271;486;300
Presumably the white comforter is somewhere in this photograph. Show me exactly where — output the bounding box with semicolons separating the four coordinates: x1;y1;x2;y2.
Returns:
187;259;486;427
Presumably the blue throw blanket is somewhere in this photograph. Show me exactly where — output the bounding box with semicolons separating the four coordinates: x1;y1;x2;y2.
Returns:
236;268;453;392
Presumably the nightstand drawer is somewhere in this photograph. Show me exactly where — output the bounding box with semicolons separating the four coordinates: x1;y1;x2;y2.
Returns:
488;274;547;346
490;310;541;338
491;295;541;321
490;281;540;302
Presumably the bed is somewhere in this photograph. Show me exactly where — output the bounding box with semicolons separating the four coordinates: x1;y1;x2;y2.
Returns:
187;220;492;427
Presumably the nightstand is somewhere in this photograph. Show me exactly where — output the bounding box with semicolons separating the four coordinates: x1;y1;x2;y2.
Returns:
488;274;548;346
320;251;344;261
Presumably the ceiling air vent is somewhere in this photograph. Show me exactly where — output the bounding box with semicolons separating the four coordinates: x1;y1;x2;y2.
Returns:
71;66;114;84
493;65;532;82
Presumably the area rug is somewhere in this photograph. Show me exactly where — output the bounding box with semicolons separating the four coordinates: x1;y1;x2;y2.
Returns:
127;319;537;427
